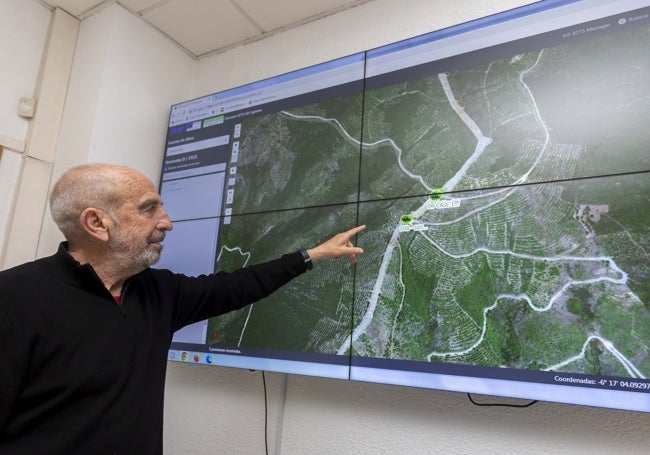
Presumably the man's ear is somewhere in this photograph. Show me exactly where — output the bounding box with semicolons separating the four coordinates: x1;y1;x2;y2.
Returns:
79;207;111;242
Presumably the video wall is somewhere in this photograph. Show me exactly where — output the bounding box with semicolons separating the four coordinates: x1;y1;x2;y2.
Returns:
158;0;650;412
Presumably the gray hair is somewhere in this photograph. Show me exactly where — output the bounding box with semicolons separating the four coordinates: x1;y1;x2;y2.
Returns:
49;163;142;241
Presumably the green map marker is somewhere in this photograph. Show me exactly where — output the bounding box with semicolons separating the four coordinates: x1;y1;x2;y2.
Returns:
429;188;445;200
400;214;413;224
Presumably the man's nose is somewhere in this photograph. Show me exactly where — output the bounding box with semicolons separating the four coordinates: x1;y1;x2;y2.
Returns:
158;209;173;231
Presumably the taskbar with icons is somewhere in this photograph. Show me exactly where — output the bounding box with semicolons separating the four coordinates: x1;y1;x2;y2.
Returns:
166;348;350;379
168;349;215;365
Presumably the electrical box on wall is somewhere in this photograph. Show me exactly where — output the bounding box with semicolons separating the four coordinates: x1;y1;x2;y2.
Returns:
17;97;36;118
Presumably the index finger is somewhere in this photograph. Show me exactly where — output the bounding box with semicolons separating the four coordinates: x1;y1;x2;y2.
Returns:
343;224;366;238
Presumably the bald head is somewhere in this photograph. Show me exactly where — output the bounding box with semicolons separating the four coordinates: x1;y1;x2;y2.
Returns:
49;164;154;241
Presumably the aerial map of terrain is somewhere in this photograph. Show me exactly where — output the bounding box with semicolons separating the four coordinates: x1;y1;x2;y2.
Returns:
350;25;650;377
208;23;650;379
207;95;363;353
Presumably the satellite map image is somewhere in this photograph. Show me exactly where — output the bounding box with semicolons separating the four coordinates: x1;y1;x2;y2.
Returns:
206;18;650;379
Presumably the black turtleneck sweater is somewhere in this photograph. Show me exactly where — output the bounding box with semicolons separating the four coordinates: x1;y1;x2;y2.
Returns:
0;243;306;454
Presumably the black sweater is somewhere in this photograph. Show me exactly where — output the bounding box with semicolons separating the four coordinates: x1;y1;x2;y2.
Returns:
0;243;306;454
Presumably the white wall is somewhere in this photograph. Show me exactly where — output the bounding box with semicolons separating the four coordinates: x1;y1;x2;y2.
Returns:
3;0;650;454
36;2;197;257
0;0;50;265
0;0;50;144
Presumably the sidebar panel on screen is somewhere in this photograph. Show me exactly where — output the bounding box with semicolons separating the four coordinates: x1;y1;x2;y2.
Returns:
157;113;234;344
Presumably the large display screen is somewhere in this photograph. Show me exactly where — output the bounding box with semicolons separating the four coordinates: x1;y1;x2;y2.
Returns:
159;0;650;412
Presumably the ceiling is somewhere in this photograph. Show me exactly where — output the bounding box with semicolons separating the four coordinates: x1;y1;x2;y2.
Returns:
38;0;375;59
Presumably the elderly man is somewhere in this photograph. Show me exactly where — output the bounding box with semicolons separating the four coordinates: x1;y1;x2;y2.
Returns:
0;163;364;454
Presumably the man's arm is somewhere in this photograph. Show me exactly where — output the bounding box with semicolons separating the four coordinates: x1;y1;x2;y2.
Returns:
166;225;366;330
